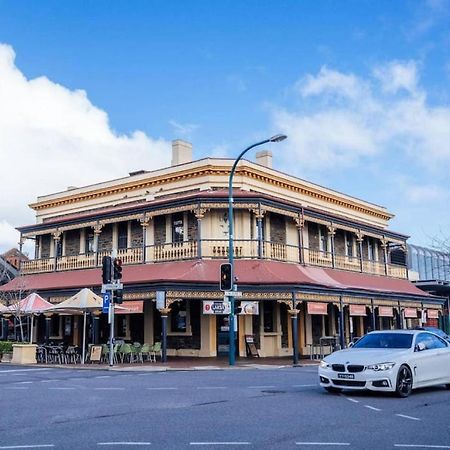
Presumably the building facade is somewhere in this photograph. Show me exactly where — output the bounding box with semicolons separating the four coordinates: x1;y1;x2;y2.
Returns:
0;140;445;357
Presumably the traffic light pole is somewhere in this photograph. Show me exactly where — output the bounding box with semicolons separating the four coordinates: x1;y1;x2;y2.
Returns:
108;290;115;367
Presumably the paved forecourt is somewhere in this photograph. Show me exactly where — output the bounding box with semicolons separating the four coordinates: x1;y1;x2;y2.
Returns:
0;365;449;449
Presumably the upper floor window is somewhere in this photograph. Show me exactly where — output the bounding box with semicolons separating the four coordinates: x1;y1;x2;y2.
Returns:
318;225;328;254
118;222;128;250
85;232;94;254
367;238;377;261
345;232;354;258
172;213;184;243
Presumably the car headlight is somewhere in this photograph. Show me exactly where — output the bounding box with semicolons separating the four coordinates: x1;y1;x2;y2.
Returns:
319;360;330;369
366;362;395;371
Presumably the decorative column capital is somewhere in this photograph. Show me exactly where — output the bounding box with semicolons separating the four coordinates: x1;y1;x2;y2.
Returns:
355;231;364;243
294;215;305;229
52;231;62;241
251;208;266;220
93;223;103;235
288;309;300;317
158;307;171;316
44;312;53;319
195;207;208;220
327;224;336;236
140;216;152;228
380;238;388;249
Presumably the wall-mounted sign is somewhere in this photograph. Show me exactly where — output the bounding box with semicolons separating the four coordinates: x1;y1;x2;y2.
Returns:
427;309;439;319
404;308;417;318
115;301;144;315
203;301;231;315
349;305;367;316
307;302;328;315
156;291;166;309
378;306;394;317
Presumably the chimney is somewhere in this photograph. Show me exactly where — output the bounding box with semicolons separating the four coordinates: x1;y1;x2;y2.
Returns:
171;139;193;166
255;150;272;168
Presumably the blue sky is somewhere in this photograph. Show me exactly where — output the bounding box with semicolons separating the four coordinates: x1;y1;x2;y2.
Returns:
1;0;450;252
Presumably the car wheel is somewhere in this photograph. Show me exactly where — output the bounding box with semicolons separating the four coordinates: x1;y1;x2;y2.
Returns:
395;365;413;398
325;387;342;394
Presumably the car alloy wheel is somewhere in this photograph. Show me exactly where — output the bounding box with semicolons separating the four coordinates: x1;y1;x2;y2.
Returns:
395;365;413;398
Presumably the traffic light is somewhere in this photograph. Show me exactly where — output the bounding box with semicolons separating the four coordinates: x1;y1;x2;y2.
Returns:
234;300;242;315
113;258;123;281
114;289;123;304
102;256;112;284
220;263;232;291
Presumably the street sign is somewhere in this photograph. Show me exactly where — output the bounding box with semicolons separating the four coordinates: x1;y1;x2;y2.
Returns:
156;291;166;309
101;282;123;293
223;291;243;297
102;293;110;314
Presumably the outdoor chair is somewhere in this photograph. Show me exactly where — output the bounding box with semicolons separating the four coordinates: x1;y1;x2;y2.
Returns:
131;343;143;363
141;343;153;362
118;343;133;363
151;342;162;362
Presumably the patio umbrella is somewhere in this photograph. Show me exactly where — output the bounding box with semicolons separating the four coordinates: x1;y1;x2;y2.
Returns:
48;288;103;364
7;293;53;343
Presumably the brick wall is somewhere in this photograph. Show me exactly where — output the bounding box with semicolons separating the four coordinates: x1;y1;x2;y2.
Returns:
130;220;143;248
64;230;80;256
154;216;166;245
98;224;113;252
270;213;286;244
334;230;346;256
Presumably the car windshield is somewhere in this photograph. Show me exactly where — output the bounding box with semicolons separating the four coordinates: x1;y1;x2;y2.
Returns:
353;333;413;349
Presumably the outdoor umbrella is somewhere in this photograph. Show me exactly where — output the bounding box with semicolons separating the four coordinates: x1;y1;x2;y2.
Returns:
7;293;53;343
48;288;103;364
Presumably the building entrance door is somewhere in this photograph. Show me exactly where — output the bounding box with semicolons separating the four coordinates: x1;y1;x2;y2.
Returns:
216;315;230;356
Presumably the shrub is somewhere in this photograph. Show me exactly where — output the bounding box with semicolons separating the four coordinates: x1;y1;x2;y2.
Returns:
0;341;14;353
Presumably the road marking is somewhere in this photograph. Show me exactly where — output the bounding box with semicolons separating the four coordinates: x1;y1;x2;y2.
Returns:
48;387;76;390
0;368;50;373
0;446;55;449
98;443;151;446
4;387;29;390
396;414;421;421
95;376;111;379
346;398;359;403
248;385;275;389
40;380;56;383
292;384;317;387
394;445;450;449
296;443;350;446
94;387;125;390
196;387;226;390
190;443;251;446
146;387;177;390
16;381;33;384
364;405;381;411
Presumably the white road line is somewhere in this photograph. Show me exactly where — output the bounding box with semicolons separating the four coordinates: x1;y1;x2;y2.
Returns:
4;387;29;390
248;385;275;389
0;368;50;373
346;398;359;403
48;387;76;390
94;387;125;390
296;443;350;446
394;445;450;449
16;381;33;384
98;443;151;446
40;380;56;383
95;376;111;379
396;414;421;421
292;384;317;387
0;446;55;449
197;387;226;390
146;387;177;390
190;443;251;446
364;405;381;411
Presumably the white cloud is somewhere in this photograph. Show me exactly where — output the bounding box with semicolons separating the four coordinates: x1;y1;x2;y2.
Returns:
169;120;199;137
0;43;171;253
373;60;419;94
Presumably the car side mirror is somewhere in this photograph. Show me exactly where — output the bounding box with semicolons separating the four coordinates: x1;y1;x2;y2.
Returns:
415;342;426;352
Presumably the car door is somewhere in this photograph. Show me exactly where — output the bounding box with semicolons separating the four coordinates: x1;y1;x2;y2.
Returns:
427;334;450;383
412;333;440;386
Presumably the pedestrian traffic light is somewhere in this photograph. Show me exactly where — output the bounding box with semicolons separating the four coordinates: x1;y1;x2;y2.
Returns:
102;256;112;284
113;258;123;281
234;300;242;315
114;289;123;304
220;263;232;291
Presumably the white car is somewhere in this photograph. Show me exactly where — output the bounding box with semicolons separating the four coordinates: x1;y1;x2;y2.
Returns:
318;330;450;397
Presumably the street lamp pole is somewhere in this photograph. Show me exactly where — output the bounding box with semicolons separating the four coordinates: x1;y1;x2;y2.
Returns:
228;134;287;366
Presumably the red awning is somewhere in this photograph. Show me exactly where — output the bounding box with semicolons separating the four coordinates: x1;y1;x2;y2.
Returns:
0;259;432;300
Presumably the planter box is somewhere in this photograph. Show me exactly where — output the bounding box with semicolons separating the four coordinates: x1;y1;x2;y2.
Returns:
11;344;37;364
1;352;13;363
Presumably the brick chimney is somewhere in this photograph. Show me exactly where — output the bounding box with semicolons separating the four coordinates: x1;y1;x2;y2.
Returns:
171;139;193;166
255;150;272;168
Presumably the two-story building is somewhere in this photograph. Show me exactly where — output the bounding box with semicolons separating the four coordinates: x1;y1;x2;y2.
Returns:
0;140;444;357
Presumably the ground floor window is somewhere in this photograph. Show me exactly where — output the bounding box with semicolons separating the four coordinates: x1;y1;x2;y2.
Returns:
263;301;275;332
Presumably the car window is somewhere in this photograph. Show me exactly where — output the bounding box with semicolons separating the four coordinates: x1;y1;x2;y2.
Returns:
416;332;448;350
353;333;413;349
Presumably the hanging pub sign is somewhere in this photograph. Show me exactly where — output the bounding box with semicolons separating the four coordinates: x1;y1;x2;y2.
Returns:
378;306;394;317
307;302;328;315
349;305;367;316
404;308;417;318
427;309;439;319
115;301;144;315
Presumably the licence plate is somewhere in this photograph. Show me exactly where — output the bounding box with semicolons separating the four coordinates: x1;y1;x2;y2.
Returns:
338;373;355;379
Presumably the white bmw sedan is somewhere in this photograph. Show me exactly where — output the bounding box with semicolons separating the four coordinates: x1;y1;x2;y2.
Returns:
318;330;450;397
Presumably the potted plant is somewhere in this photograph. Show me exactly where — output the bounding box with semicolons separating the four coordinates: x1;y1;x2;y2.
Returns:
0;341;14;363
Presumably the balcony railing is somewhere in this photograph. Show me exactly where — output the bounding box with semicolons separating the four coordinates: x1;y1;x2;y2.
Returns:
20;240;408;279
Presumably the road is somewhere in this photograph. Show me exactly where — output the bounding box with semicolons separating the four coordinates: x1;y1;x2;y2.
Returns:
0;364;449;449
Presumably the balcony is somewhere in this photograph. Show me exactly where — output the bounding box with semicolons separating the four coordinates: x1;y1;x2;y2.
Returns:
20;240;408;279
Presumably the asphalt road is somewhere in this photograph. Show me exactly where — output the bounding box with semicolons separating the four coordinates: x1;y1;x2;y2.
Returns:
0;364;449;449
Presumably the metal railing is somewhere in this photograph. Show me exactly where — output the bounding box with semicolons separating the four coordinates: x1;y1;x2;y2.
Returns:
20;239;408;279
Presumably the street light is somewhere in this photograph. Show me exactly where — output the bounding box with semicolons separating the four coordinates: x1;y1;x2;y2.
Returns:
227;134;287;365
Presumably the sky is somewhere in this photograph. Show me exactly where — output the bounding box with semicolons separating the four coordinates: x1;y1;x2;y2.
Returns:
1;0;450;255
